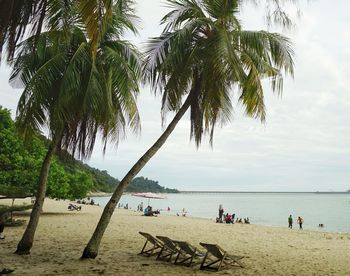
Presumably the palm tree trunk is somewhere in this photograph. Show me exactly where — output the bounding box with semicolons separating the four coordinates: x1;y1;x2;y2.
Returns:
15;138;59;255
81;93;193;259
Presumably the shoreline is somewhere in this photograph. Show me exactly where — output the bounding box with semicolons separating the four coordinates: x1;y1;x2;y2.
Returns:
1;198;349;275
91;194;350;234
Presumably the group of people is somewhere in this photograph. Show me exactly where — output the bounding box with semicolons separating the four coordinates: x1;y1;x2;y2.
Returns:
216;205;250;224
238;217;250;224
76;197;99;206
176;208;187;217
137;202;144;212
219;212;235;223
288;215;304;229
144;205;160;216
117;203;129;209
69;197;99;211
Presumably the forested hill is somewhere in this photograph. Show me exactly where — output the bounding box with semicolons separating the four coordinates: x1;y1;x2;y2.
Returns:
54;135;178;193
0;107;178;199
58;152;178;193
124;176;178;193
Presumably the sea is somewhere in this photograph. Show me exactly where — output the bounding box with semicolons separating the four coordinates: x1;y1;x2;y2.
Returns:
92;192;350;233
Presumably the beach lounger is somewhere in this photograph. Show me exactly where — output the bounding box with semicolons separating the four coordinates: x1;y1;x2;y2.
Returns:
68;203;81;211
155;236;180;262
172;240;205;267
199;243;244;271
138;232;164;257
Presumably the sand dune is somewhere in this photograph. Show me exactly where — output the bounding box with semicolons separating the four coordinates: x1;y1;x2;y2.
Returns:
0;198;349;275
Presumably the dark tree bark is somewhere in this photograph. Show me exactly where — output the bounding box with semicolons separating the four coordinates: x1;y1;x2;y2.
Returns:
81;93;193;259
15;138;59;255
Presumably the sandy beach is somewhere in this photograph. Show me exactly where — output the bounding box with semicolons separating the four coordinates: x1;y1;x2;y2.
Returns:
0;198;349;275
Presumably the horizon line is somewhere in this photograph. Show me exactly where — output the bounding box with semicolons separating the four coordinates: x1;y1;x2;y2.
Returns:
178;190;350;193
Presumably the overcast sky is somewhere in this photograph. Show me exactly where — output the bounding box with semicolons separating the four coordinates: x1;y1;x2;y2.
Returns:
1;0;349;192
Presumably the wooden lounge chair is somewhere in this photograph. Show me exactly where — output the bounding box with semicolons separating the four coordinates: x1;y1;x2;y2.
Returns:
155;236;180;262
68;203;81;211
172;240;205;267
138;232;164;257
199;243;244;271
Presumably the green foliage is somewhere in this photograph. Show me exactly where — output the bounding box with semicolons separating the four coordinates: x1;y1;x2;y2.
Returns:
0;106;176;198
0;106;94;199
67;171;94;200
47;164;71;199
0;185;30;199
0;204;33;216
0;107;38;195
126;177;178;193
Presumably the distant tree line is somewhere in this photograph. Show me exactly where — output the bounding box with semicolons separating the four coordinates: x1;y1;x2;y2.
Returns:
126;177;178;193
0;107;178;199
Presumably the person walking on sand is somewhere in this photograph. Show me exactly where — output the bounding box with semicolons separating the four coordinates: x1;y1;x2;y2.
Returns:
297;216;304;229
288;215;293;229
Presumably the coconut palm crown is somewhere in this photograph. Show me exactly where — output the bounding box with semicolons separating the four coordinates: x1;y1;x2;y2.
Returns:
145;0;294;146
10;0;141;159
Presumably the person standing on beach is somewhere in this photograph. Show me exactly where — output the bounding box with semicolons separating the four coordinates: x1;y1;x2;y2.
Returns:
140;202;143;212
288;215;293;229
218;204;224;223
297;216;304;229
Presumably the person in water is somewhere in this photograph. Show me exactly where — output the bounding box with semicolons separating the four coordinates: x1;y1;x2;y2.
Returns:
288;215;293;229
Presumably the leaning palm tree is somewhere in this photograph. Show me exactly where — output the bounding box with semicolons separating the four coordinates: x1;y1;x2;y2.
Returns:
82;0;294;259
10;0;141;255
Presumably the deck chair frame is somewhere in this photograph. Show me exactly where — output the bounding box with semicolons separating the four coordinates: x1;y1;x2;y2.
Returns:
156;236;180;262
199;243;244;271
138;232;163;257
173;240;205;267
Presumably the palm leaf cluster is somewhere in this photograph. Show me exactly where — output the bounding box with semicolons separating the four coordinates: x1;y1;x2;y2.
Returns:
0;0;76;61
145;0;294;146
9;0;142;159
0;0;134;62
0;0;46;61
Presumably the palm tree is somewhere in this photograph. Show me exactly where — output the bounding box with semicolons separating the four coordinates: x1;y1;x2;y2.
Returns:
81;0;294;259
10;0;142;255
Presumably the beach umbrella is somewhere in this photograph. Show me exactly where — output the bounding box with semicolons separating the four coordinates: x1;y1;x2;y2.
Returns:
132;192;166;205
